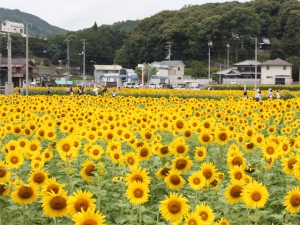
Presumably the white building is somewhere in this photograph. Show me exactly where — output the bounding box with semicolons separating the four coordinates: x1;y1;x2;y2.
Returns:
151;60;185;85
1;20;24;35
259;58;293;85
93;64;122;84
102;68;138;87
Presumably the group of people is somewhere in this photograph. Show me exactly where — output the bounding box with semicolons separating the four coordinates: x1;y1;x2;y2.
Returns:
251;88;280;101
64;86;116;97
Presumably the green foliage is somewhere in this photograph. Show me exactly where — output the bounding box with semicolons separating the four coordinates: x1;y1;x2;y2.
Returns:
111;20;140;33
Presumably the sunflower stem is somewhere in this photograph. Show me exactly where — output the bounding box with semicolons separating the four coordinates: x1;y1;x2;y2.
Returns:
22;204;26;225
53;217;57;225
284;211;290;224
0;200;2;225
138;204;142;225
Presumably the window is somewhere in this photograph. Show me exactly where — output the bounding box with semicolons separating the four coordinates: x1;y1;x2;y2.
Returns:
178;67;180;71
283;66;286;70
177;77;182;80
267;66;270;70
3;22;6;26
20;29;23;33
266;76;273;78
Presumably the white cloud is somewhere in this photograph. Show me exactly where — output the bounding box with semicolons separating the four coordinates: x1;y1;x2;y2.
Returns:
1;0;248;31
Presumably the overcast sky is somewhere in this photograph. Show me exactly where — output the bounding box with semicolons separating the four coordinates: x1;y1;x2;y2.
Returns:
1;0;248;31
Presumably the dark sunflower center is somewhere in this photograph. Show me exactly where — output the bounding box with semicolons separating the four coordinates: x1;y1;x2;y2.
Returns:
33;173;45;183
203;169;212;179
251;191;261;201
290;194;300;207
230;186;242;198
282;144;288;151
235;172;242;180
0;168;7;177
170;175;180;185
18;186;33;199
232;157;242;166
161;146;169;154
288;159;297;169
47;185;59;194
62;144;71;152
200;211;208;220
11;156;19;164
85;165;96;176
176;159;187;170
93;150;99;156
176;146;185;153
132;175;143;182
145;133;152;139
167;200;181;214
30;145;37;151
266;147;274;154
133;188;143;198
50;196;67;210
247;143;254;149
202;134;210;142
219;132;227;141
127;158;134;165
161;168;170;176
74;199;89;212
0;184;6;194
176;121;184;129
193;178;200;185
140;148;149;157
197;151;204;157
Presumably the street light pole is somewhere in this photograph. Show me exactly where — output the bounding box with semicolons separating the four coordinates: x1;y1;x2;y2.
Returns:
5;33;13;95
254;37;257;90
80;39;86;86
208;41;213;84
227;42;230;69
26;22;29;95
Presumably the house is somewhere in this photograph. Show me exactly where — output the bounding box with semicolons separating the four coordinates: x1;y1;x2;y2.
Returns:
217;60;261;84
151;60;185;85
102;68;138;87
1;20;24;35
0;58;39;87
259;58;293;85
38;71;61;85
93;65;122;84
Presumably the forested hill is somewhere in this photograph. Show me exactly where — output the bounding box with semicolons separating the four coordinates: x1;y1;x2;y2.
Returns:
111;20;140;33
114;0;300;68
0;8;68;36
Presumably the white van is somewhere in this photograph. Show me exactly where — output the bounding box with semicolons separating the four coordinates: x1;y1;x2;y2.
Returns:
122;82;135;88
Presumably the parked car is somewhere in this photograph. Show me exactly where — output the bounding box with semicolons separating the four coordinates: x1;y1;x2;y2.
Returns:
174;84;186;89
122;82;135;88
148;83;158;88
134;83;142;88
161;84;174;89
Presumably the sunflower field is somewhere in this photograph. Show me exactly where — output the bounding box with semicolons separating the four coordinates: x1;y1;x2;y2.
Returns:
1;89;300;225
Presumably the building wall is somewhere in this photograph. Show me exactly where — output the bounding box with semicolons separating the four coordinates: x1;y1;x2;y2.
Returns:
260;65;292;84
1;20;24;34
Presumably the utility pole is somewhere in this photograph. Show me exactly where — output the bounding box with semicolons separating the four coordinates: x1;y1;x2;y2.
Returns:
254;37;257;90
208;41;213;84
80;39;86;86
65;38;70;86
227;43;230;69
5;33;13;95
25;22;31;95
166;42;172;84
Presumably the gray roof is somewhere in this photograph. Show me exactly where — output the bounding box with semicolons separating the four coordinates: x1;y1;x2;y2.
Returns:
0;58;37;67
259;58;292;66
217;67;241;76
234;60;261;66
152;60;186;67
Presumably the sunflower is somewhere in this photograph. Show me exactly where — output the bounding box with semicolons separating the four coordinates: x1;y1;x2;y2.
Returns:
284;186;300;214
0;161;10;183
198;130;214;146
67;189;96;216
214;128;230;145
80;160;96;183
5;150;24;169
188;171;206;190
173;118;186;132
87;145;104;160
109;149;123;164
126;181;149;205
31;159;44;170
164;169;185;190
28;168;49;187
41;190;69;218
172;155;193;173
42;149;53;162
282;153;300;176
194;203;215;224
11;180;39;205
227;153;246;170
17;137;29;150
71;208;106;225
156;167;170;180
41;177;66;195
217;217;230;225
125;167;151;186
183;212;202;225
200;162;217;184
169;137;189;156
85;131;97;143
194;147;207;161
224;180;245;204
241;180;269;209
155;144;172;158
230;166;246;182
36;126;47;140
262;140;279;159
136;145;152;161
57;136;78;161
124;151;139;169
0;183;10;197
44;128;57;141
159;192;190;224
140;129;154;141
26;139;42;156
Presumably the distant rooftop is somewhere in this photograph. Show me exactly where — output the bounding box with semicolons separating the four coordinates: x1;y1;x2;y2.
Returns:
259;58;292;66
